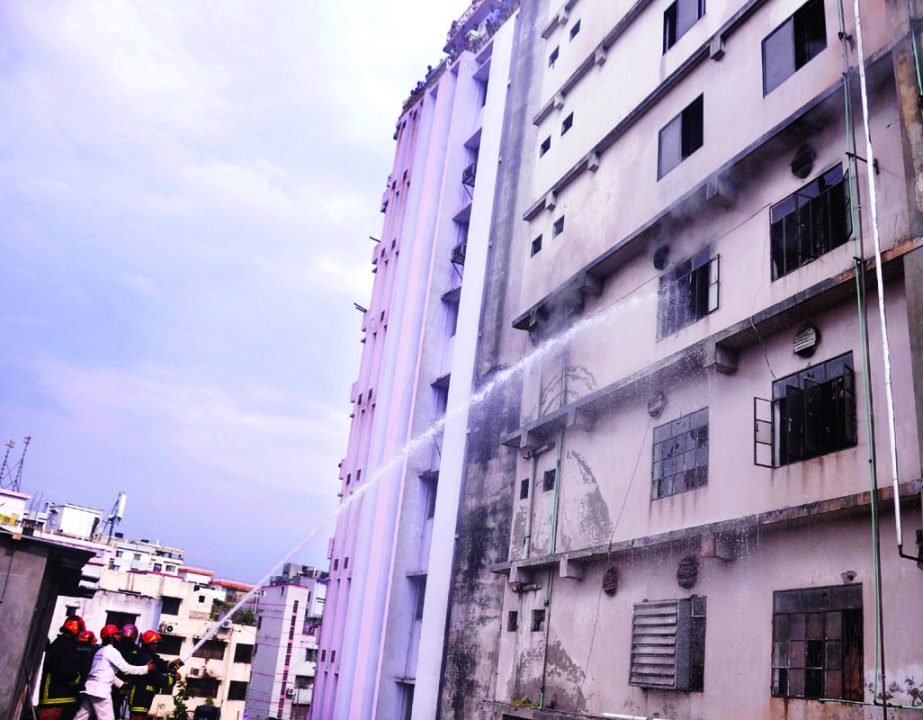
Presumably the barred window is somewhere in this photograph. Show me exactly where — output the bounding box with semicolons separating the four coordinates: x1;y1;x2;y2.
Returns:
771;584;863;700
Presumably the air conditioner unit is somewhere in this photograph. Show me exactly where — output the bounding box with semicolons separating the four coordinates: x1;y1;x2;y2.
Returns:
285;688;295;698
159;623;175;634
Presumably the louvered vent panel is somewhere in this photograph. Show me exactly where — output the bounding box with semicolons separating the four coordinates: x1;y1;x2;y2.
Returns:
630;600;679;688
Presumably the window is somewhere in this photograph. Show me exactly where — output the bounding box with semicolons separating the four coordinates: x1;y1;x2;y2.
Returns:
532;609;546;632
413;577;427;620
133;553;141;561
257;616;262;630
320;649;327;663
445;300;459;337
770;165;850;280
657;249;719;337
198;595;206;603
65;606;78;618
153;563;162;572
552;216;565;237
295;675;314;689
227;681;248;701
542;468;556;492
663;0;706;52
652;408;708;499
520;478;530;500
531;235;543;256
428;482;436;520
306;647;318;662
401;685;415;720
508;611;519;631
161;597;182;616
755;352;857;467
658;95;704;178
540;136;551;156
771;584;862;700
333;558;339;572
561;113;573;135
157;635;184;656
549;46;559;67
762;0;827;94
234;644;254;664
186;678;220;698
105;611;138;629
630;597;706;691
166;565;176;573
569;20;581;39
193;639;227;661
115;551;123;558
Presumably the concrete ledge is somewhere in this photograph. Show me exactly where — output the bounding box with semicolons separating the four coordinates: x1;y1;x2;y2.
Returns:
492;480;923;574
504;235;922;449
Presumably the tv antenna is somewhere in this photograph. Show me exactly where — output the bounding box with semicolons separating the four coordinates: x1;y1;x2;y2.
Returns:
0;436;31;492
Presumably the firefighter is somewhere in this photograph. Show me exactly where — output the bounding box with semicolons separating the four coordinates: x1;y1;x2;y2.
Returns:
127;631;182;720
112;624;141;719
37;616;86;720
72;625;155;720
76;631;99;685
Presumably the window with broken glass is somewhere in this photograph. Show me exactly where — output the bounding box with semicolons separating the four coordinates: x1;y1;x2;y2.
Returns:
630;596;706;691
657;248;719;338
651;408;708;499
772;584;863;700
770;165;850;280
754;352;857;467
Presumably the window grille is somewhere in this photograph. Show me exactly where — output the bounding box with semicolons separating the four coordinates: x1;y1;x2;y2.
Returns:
657;249;719;337
652;409;708;499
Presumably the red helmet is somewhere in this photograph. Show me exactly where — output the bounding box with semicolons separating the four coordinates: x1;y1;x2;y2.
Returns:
100;624;121;641
140;630;162;646
78;631;97;645
121;624;139;641
61;616;85;636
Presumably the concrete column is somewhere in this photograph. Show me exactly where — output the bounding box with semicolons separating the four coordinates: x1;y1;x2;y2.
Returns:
903;246;923;477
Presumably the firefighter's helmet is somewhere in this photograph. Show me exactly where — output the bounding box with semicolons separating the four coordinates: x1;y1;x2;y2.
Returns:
121;624;139;641
140;630;162;646
100;624;121;641
61;616;85;636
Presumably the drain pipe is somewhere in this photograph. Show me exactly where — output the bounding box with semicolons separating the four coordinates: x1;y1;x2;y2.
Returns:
538;430;564;709
854;0;915;563
835;0;888;712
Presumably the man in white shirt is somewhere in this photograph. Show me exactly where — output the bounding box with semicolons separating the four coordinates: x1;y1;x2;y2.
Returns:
72;625;155;720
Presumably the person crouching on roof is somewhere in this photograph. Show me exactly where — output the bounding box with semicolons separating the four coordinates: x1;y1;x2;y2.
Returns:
72;625;156;720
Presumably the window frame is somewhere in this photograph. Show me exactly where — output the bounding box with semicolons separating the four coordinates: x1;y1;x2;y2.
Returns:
771;584;863;700
663;0;706;53
651;408;709;499
762;0;828;95
769;164;851;280
657;248;719;338
658;95;704;179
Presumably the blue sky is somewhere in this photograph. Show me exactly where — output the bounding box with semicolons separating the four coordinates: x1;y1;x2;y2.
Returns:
0;0;468;580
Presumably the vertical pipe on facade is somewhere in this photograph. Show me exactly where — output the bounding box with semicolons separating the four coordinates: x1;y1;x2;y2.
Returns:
524;453;537;558
835;0;887;711
539;429;563;709
853;0;905;552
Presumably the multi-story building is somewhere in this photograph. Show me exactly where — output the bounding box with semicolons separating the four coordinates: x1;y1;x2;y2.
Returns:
246;564;326;720
435;0;923;718
311;2;519;718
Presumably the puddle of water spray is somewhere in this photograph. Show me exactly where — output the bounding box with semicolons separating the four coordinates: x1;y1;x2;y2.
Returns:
186;285;656;660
